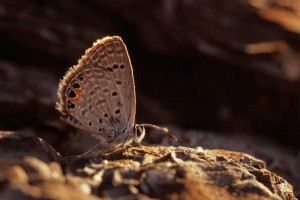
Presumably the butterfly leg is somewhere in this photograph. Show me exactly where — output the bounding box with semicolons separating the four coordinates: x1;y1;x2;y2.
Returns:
132;125;145;151
121;133;133;150
61;140;106;165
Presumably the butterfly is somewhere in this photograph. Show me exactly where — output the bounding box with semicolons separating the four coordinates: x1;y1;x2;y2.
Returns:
56;36;176;161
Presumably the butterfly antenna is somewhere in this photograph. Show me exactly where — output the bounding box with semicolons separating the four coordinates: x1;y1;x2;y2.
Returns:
138;124;177;141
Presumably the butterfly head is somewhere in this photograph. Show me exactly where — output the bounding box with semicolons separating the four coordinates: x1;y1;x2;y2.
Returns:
135;124;178;142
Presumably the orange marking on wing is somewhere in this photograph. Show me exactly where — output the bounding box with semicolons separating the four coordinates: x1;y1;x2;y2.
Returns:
65;78;85;113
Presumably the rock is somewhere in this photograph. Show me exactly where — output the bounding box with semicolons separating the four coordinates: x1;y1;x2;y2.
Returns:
0;0;299;199
0;131;99;200
0;131;296;199
65;146;296;200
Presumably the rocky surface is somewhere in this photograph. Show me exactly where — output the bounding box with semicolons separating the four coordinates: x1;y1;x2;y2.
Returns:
0;131;296;199
0;131;99;200
0;0;300;199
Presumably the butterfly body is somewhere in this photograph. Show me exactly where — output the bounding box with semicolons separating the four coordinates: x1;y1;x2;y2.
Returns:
56;36;175;160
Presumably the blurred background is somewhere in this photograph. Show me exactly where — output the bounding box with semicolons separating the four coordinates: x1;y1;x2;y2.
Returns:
0;0;299;197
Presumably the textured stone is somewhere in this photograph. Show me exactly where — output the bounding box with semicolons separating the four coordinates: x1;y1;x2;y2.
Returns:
0;131;297;199
0;131;100;200
0;0;300;199
65;146;296;200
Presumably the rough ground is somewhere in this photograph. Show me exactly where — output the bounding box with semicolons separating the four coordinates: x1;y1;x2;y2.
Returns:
0;1;300;199
0;131;296;200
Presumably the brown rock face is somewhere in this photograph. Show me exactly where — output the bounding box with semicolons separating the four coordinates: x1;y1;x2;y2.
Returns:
0;131;296;199
0;131;98;200
0;1;299;199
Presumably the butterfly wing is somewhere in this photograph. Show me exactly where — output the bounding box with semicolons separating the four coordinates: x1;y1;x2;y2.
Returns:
56;36;136;143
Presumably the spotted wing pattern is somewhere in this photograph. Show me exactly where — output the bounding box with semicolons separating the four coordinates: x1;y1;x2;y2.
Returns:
56;36;136;145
